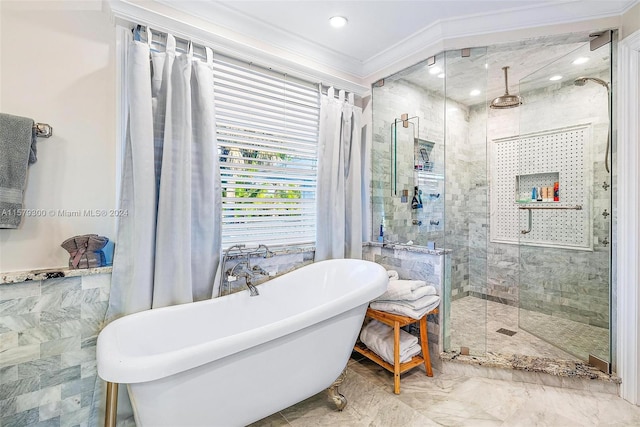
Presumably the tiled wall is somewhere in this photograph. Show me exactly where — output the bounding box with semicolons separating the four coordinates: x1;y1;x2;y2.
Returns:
473;74;612;328
371;78;470;301
0;274;111;427
219;251;314;296
371;78;446;246
362;244;449;363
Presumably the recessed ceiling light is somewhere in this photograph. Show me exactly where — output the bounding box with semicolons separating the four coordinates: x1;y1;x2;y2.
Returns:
429;66;442;75
329;16;348;28
437;73;445;79
572;57;589;65
549;75;563;81
470;89;481;96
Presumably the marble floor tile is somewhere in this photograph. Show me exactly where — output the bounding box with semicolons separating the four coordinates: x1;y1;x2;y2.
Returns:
449;296;608;361
253;355;640;427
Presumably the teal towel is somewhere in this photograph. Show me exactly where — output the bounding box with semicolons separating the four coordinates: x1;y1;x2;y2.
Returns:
0;113;38;228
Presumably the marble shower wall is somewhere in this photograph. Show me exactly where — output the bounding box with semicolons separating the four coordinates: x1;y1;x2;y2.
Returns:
371;78;472;301
362;244;450;362
470;70;612;329
371;78;446;246
373;44;611;352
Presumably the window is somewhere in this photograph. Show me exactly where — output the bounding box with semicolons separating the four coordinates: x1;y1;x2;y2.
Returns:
213;55;320;248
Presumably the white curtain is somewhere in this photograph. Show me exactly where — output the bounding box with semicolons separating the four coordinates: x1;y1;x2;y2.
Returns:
315;88;363;261
92;33;222;425
107;34;221;315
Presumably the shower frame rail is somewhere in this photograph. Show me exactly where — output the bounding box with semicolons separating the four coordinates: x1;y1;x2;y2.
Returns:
518;205;583;234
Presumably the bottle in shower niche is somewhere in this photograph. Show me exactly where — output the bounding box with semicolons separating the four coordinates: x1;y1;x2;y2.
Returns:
531;187;537;202
536;187;543;202
554;182;559;202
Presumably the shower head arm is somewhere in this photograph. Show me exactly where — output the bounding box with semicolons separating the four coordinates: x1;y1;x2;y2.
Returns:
502;66;511;95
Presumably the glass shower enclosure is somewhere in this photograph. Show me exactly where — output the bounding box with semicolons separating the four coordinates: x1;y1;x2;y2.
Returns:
515;38;613;369
370;32;614;370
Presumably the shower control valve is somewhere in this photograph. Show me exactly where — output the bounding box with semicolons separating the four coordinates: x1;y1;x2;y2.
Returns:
602;181;610;191
602;209;609;219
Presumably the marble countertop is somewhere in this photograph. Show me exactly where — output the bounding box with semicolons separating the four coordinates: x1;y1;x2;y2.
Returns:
1;266;113;285
365;241;450;255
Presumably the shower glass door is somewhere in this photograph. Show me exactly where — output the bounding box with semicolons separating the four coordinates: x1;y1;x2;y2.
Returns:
516;40;612;366
444;47;489;356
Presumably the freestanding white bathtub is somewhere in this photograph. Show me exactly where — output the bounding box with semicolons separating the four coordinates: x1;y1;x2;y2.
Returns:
97;259;387;426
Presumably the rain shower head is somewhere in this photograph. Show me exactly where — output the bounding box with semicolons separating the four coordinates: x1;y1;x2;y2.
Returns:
490;66;522;109
574;76;610;92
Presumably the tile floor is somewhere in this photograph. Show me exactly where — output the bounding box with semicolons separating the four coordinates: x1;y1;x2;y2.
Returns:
251;355;640;426
449;297;609;361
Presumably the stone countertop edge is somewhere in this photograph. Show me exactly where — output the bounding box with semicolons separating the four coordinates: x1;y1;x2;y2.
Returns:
1;266;113;285
440;351;621;383
2;242;443;285
365;241;450;255
0;245;317;285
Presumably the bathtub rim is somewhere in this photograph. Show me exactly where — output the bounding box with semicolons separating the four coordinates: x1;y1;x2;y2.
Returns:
97;259;387;383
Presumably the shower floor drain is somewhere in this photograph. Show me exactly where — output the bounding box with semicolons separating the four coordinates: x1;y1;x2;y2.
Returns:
496;328;517;336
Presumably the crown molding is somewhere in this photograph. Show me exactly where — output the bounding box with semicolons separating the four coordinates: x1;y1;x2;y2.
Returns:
361;1;628;81
108;1;635;94
107;0;369;95
155;0;365;77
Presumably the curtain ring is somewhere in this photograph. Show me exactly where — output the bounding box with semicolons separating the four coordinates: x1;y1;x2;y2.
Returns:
166;34;176;53
187;39;194;57
205;47;213;65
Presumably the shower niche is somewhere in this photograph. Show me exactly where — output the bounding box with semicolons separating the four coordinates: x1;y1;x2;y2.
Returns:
515;172;559;203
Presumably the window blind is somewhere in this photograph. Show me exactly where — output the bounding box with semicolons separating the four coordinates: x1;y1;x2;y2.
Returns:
213;56;320;248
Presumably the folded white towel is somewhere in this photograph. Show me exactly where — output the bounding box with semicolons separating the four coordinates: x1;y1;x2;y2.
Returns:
370;295;440;320
374;281;437;302
360;320;421;365
387;270;399;280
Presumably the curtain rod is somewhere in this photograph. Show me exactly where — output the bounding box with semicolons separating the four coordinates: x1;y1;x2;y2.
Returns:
133;25;360;100
133;25;317;91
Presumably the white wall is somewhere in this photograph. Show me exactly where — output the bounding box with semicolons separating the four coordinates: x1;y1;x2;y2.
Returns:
0;1;116;272
622;2;640;39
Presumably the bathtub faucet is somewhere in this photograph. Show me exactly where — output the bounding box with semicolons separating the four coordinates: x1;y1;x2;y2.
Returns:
230;261;260;296
255;244;275;258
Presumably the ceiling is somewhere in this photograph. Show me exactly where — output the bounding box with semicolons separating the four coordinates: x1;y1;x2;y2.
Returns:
156;0;636;82
397;32;611;107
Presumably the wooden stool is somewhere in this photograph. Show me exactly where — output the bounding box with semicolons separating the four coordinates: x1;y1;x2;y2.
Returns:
353;307;438;394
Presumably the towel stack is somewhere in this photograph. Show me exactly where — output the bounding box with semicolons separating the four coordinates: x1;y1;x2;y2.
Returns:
359;319;421;365
369;270;440;319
